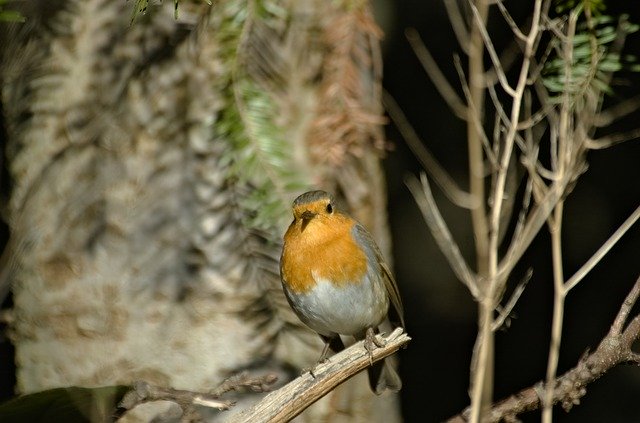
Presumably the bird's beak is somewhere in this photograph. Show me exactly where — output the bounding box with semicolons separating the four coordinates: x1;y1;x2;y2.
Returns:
300;210;317;221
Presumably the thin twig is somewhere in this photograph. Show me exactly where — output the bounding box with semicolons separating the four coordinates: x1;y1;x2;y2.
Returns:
612;276;640;335
486;84;528;153
498;176;567;282
405;28;468;120
468;2;516;97
453;55;499;166
594;94;640;127
585;128;640;150
443;0;470;54
565;204;640;293
485;36;525;88
406;173;479;298
489;0;544;284
493;0;548;289
117;381;236;419
492;268;532;331
496;0;526;41
383;91;477;209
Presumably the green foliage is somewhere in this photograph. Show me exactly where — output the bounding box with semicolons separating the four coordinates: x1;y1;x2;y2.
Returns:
127;0;306;234
0;0;24;22
542;11;639;101
214;0;308;237
554;0;606;16
129;0;150;24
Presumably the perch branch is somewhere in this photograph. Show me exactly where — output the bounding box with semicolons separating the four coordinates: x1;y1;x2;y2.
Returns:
228;328;410;423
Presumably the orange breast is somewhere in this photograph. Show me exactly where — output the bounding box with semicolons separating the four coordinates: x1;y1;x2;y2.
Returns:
281;214;368;294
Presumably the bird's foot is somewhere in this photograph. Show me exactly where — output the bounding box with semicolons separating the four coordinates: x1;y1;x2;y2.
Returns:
364;327;386;365
302;356;329;378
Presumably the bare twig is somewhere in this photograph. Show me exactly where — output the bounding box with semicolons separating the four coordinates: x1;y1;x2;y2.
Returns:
464;0;490;285
406;174;479;298
117;381;235;420
443;0;470;53
498;175;568;283
543;202;566;423
485;36;526;88
491;268;532;331
594;94;640;127
565;204;640;293
486;84;528;152
489;0;544;284
453;55;499;167
585;128;640;150
468;2;516;97
496;0;526;41
383;91;477;209
115;373;279;421
228;329;410;423
405;28;468;120
447;275;640;423
612;276;640;334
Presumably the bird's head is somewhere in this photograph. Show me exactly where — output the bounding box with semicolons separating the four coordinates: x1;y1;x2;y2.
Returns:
291;190;336;228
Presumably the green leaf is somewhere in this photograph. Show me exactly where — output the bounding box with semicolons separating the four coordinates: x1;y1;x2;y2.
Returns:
0;9;25;22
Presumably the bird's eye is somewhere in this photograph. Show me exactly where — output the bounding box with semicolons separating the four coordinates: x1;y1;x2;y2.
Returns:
326;203;333;213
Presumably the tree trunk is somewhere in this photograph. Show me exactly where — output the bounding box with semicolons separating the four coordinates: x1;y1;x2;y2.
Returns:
0;0;399;421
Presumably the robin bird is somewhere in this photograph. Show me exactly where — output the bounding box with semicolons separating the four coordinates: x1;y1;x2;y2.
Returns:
280;190;404;394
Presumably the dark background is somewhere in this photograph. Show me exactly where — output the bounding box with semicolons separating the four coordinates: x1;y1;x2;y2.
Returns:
381;1;640;422
1;2;639;422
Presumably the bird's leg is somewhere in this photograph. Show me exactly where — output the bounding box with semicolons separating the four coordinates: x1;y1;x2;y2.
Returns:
319;339;333;363
305;334;345;378
364;327;386;365
306;343;331;378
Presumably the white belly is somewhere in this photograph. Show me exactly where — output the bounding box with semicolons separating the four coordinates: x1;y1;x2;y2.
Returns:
284;271;389;337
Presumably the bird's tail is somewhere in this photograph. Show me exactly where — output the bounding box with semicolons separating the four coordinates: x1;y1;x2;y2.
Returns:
368;358;401;395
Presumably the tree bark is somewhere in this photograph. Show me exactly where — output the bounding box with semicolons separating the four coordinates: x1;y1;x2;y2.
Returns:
0;0;399;421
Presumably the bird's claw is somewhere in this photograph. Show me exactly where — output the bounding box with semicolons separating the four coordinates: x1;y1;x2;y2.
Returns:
364;327;386;365
302;356;330;378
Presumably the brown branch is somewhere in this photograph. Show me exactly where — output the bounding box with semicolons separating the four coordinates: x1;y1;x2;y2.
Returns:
228;328;410;423
115;373;278;421
113;331;409;422
447;275;640;423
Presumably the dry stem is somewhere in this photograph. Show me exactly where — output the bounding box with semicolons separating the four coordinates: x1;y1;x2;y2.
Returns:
447;275;640;422
228;329;410;423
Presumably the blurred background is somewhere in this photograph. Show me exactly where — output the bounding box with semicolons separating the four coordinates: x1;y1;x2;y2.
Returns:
1;1;639;422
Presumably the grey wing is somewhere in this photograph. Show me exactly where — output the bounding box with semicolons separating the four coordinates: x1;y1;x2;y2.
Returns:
353;224;405;328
